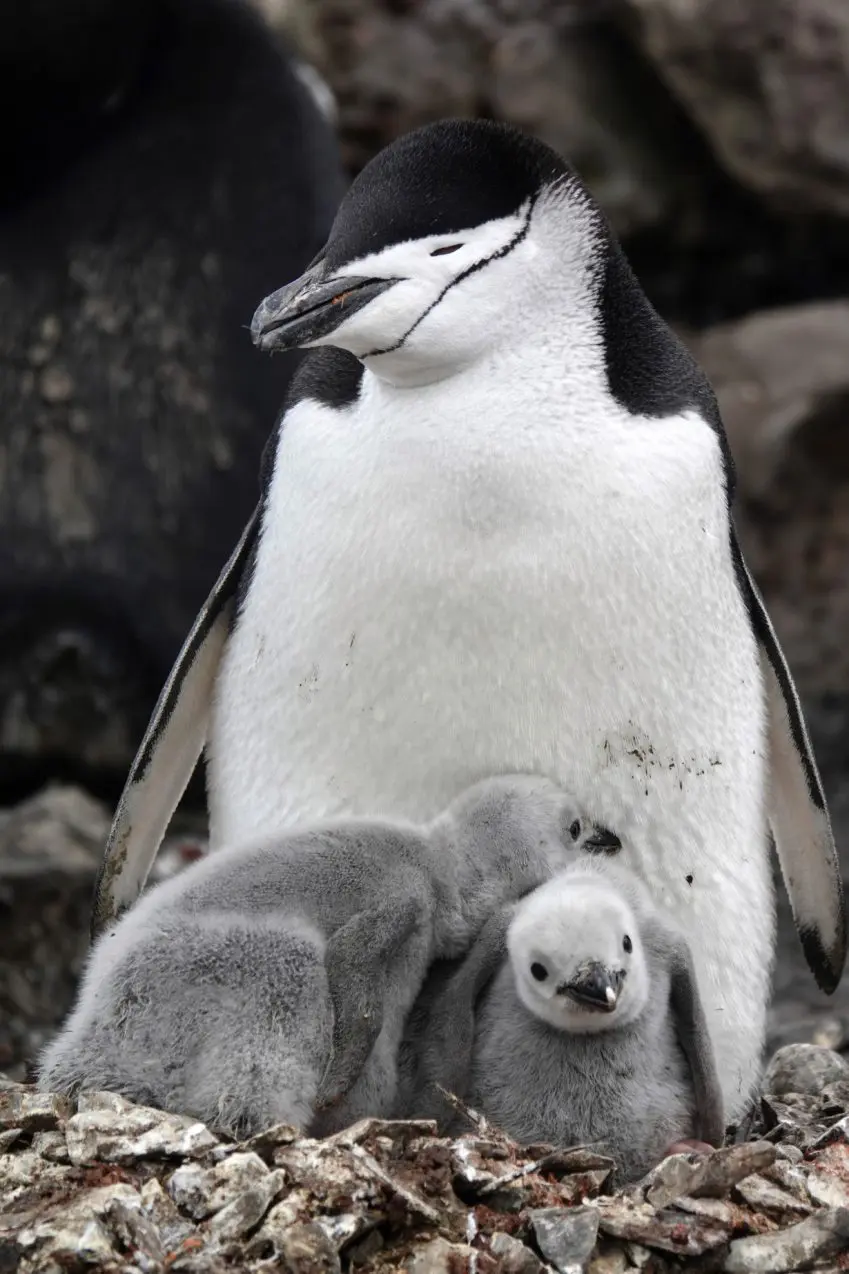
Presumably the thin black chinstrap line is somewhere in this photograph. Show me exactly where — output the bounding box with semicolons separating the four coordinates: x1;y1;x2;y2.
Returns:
363;198;537;359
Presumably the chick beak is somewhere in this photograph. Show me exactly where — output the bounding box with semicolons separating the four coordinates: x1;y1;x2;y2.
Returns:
583;826;622;855
559;962;623;1012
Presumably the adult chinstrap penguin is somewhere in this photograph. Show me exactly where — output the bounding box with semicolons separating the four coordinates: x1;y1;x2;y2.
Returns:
93;118;845;1122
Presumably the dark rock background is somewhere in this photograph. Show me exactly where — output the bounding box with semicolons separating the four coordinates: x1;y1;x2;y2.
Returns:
3;0;849;1074
0;0;343;801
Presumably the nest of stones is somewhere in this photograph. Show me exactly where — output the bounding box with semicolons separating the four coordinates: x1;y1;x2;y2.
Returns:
2;1060;849;1274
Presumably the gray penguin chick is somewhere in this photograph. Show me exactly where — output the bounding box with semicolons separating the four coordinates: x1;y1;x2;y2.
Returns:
398;857;724;1182
39;775;616;1139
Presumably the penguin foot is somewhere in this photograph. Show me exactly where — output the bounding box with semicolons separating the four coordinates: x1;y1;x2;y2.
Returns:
663;1138;715;1158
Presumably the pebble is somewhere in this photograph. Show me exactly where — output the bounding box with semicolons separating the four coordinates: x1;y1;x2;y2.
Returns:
0;1088;72;1132
723;1206;849;1272
763;1044;849;1098
490;1231;547;1273
66;1098;219;1165
168;1152;270;1220
530;1206;600;1273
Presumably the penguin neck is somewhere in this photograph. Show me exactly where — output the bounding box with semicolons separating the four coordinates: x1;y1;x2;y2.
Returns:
424;817;521;956
357;244;607;396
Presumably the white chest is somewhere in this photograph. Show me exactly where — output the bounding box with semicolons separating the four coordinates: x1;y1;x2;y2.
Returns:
210;371;764;848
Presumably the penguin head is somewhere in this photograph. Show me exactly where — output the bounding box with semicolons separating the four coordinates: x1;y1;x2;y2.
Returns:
507;868;650;1035
441;773;621;884
251;119;601;387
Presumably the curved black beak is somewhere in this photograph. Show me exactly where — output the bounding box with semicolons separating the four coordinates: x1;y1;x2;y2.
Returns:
251;258;401;353
583;826;622;855
558;962;624;1012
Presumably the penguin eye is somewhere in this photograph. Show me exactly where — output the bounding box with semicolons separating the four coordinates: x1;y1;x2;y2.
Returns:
569;819;581;842
430;243;463;256
623;935;632;954
530;962;549;982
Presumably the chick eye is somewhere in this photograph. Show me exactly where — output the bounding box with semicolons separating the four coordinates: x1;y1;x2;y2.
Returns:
530;962;549;982
430;243;463;256
569;819;581;841
623;935;632;954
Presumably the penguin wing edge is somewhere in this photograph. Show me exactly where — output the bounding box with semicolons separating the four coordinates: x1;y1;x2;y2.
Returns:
90;505;262;941
733;534;847;994
664;929;726;1147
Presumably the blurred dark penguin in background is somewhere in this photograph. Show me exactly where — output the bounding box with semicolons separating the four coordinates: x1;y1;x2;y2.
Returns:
0;0;344;799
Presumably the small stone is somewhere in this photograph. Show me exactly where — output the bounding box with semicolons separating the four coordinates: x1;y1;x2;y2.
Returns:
406;1237;476;1274
347;1227;385;1266
239;1123;299;1156
247;1188;314;1256
733;1173;811;1215
644;1142;777;1208
490;1231;546;1273
313;1211;372;1251
31;1130;70;1162
0;1087;72;1132
168;1152;270;1220
15;1183;141;1269
140;1178;197;1250
38;366;75;403
37;1215;115;1265
275;1221;342;1273
763;1044;849;1098
347;1141;441;1224
765;1158;815;1202
820;1079;849;1109
530;1206;600;1273
810;1114;849;1149
587;1242;629;1274
104;1192;166;1266
76;1091;133;1115
805;1168;849;1209
675;1196;750;1228
723;1207;849;1272
597;1197;730;1257
205;1169;286;1242
0;1129;22;1152
167;1163;210;1218
272;1139;377;1210
535;1148;616;1179
325;1116;439;1148
66;1099;218;1165
0;1148;75;1205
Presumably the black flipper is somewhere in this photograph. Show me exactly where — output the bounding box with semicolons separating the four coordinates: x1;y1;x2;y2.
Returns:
732;532;846;993
406;905;513;1124
316;896;424;1110
90;506;261;939
665;930;726;1147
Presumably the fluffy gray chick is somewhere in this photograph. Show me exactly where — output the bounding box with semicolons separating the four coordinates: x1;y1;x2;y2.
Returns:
39;774;612;1139
398;856;724;1183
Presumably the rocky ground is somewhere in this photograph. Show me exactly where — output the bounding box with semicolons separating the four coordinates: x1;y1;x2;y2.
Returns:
3;1044;849;1273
